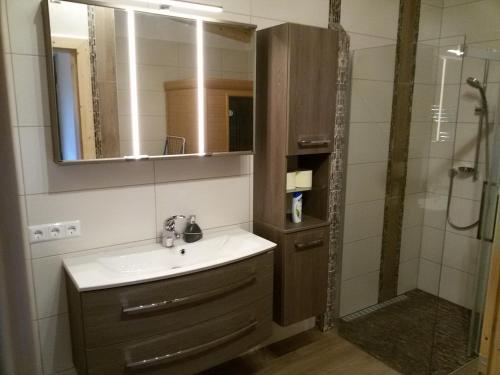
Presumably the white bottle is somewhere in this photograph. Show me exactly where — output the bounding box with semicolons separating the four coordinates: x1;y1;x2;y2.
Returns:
292;192;302;223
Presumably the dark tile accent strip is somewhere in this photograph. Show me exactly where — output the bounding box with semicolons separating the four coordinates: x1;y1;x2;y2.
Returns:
329;0;342;25
378;0;421;302
317;19;350;330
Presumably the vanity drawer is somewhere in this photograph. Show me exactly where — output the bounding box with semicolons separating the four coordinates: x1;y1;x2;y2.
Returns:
85;296;272;375
78;251;273;348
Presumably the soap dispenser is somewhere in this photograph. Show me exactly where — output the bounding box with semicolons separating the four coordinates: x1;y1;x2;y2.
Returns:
184;215;203;243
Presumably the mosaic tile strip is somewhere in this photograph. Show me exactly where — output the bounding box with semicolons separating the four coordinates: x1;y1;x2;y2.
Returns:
329;0;341;25
379;0;421;302
87;6;103;158
317;21;350;332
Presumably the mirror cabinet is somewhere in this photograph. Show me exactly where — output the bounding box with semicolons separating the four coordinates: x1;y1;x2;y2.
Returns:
42;0;256;163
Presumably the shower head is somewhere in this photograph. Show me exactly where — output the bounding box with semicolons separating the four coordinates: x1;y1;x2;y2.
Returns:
466;77;483;89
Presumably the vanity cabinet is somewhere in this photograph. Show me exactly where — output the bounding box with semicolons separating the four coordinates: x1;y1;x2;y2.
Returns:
254;23;338;326
66;251;273;375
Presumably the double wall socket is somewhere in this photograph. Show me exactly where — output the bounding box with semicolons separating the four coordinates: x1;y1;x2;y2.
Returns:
29;220;81;243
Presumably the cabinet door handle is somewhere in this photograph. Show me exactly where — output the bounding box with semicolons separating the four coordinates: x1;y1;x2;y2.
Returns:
122;272;256;315
125;320;258;370
295;239;324;251
297;139;331;148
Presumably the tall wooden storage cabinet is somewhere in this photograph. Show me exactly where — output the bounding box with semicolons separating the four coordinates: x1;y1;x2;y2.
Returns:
253;23;338;326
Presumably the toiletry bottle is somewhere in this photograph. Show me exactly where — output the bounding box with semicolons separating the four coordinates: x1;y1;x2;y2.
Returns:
184;215;203;243
292;192;302;223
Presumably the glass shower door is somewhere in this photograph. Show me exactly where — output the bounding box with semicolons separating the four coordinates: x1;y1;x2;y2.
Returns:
468;83;500;359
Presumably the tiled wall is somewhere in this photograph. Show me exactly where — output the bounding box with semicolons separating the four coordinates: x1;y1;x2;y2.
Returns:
408;0;500;308
338;0;399;316
2;0;329;374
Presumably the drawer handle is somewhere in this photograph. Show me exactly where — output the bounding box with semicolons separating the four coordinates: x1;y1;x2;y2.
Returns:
122;273;256;315
297;139;331;148
125;320;258;370
295;239;324;251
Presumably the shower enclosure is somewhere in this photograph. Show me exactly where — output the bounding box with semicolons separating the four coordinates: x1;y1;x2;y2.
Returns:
338;34;500;375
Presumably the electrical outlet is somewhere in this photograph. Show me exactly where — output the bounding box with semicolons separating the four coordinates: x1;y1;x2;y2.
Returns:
65;220;81;238
29;225;48;243
29;220;81;243
48;223;64;239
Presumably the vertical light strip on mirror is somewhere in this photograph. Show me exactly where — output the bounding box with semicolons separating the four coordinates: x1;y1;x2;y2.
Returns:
196;19;206;154
127;10;141;156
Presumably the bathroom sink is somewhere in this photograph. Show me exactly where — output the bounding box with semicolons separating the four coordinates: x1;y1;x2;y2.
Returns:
63;228;276;291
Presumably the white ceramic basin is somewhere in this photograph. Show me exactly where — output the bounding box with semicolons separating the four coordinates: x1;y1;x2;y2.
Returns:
63;228;276;291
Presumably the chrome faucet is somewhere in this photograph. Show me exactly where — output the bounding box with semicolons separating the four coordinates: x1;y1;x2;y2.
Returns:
161;215;185;248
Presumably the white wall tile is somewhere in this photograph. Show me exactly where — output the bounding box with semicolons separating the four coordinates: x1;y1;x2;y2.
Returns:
406;158;428;194
11;54;50;126
345;163;387;204
412;84;437;122
341;0;399;39
400;226;423;262
27;185;156;258
155;175;250;234
403;193;426;228
6;0;45;55
454;123;486;163
11;126;25;195
32;255;67;318
348;32;396;50
442;232;479;273
154;155;250;183
446;197;480;237
429;122;455;159
398;259;419;295
251;0;329;27
426;157;452;195
3;54;18;125
19;127;155;195
341;236;381;281
418;4;443;41
450;161;484;200
350;80;394;123
347;123;390;164
441;0;500;43
438;266;474;308
423;192;448;229
351;45;396;81
344;200;385;243
421;226;445;263
339;271;380;317
417;258;441;295
38;314;73;375
409;122;432;159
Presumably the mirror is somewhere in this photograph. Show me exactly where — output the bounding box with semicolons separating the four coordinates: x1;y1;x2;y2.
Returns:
43;0;255;163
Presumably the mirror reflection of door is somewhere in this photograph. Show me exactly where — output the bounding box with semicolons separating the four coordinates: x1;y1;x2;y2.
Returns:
53;39;94;160
228;95;253;152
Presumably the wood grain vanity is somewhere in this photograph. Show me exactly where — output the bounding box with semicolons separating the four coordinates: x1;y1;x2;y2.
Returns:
253;23;338;326
65;251;273;374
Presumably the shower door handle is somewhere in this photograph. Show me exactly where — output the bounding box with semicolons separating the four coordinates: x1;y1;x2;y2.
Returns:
478;181;499;242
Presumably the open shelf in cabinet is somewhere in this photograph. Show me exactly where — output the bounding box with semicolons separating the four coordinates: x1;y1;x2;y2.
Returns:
284;153;330;228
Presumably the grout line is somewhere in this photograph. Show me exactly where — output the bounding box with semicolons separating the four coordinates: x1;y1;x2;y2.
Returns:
23;172;252;197
420;256;476;276
343;234;382;246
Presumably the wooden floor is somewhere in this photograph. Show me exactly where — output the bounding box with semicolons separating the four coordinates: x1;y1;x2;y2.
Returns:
200;329;400;375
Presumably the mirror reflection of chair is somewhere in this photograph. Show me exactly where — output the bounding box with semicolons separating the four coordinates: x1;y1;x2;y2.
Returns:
163;135;186;155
